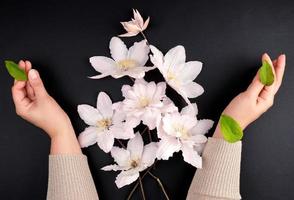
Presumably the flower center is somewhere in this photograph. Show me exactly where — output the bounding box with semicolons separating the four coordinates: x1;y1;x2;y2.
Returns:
138;97;150;108
166;70;180;87
173;124;189;139
97;118;112;129
130;160;139;168
117;59;137;71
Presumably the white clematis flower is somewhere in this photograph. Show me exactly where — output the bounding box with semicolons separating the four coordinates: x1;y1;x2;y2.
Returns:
150;45;204;104
121;79;177;130
156;103;214;168
102;133;158;188
77;92;135;153
119;9;150;37
89;37;155;79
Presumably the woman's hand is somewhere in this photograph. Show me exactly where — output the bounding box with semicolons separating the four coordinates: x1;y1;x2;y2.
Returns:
11;60;81;154
213;53;286;138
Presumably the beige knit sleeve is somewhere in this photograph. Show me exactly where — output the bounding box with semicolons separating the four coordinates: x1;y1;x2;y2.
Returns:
186;137;242;200
47;154;99;200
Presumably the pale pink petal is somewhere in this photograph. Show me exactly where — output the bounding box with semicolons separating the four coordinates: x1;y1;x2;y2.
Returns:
96;92;113;118
128;40;149;66
89;56;117;73
133;9;144;28
180;61;202;82
109;37;128;62
142;17;150;31
164;45;186;69
115;170;139;188
119;32;138;37
191;119;214;135
181;143;202;168
127;133;144;160
110;146;131;167
101;164;125;171
89;73;111;79
181;82;204;98
156;136;181;160
77;105;102;126
141;142;158;168
111;125;135;140
142;109;161;130
161;97;178;114
78;126;98;148
190;134;208;144
181;103;198;117
150;45;164;68
121;85;132;98
97;131;114;153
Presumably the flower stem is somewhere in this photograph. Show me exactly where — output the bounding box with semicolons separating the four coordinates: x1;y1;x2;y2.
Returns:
127;161;158;200
147;171;170;200
116;139;126;149
140;31;150;46
148;128;152;143
139;175;146;200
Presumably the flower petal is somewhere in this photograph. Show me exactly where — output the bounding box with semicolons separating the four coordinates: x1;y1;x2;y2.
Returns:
115;170;139;188
109;37;128;62
141;142;158;168
181;103;198;117
156;136;181;160
127;133;144;160
128;40;149;66
78;126;98;148
101;164;125;171
181;82;204;98
164;45;186;69
150;45;164;69
78;105;102;126
119;32;139;37
181;143;202;168
110;146;131;167
191;119;214;135
89;56;117;74
97;131;114;153
180;61;202;82
97;92;113;118
142;109;161;130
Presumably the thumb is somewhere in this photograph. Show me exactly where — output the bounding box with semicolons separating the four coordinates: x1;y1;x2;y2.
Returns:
28;69;48;98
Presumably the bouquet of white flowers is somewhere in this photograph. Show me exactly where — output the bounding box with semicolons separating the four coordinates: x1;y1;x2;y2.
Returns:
77;9;214;199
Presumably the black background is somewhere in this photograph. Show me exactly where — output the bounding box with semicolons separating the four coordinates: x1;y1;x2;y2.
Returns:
0;0;294;199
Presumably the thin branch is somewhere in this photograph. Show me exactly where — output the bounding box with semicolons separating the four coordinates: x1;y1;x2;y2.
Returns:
148;128;152;143
127;161;158;200
116;139;126;149
140;31;150;46
138;175;146;200
148;171;170;200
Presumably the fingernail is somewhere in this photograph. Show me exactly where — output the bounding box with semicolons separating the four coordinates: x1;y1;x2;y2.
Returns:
29;69;38;80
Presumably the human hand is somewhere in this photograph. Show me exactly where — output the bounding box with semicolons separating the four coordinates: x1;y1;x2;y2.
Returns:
213;53;286;138
11;60;74;139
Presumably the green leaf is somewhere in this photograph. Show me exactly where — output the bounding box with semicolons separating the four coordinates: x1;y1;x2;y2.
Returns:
220;114;243;143
259;60;274;86
4;60;28;81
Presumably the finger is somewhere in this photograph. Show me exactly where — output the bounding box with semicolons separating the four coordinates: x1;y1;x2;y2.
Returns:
11;80;31;107
273;54;286;92
25;61;35;100
28;69;48;98
246;70;265;98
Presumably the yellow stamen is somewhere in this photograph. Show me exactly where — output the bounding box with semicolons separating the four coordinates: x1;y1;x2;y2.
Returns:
139;97;150;108
97;118;112;129
130;160;139;168
117;59;137;70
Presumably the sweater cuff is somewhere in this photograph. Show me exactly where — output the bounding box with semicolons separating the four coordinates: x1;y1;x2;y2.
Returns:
187;137;242;200
47;154;99;200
